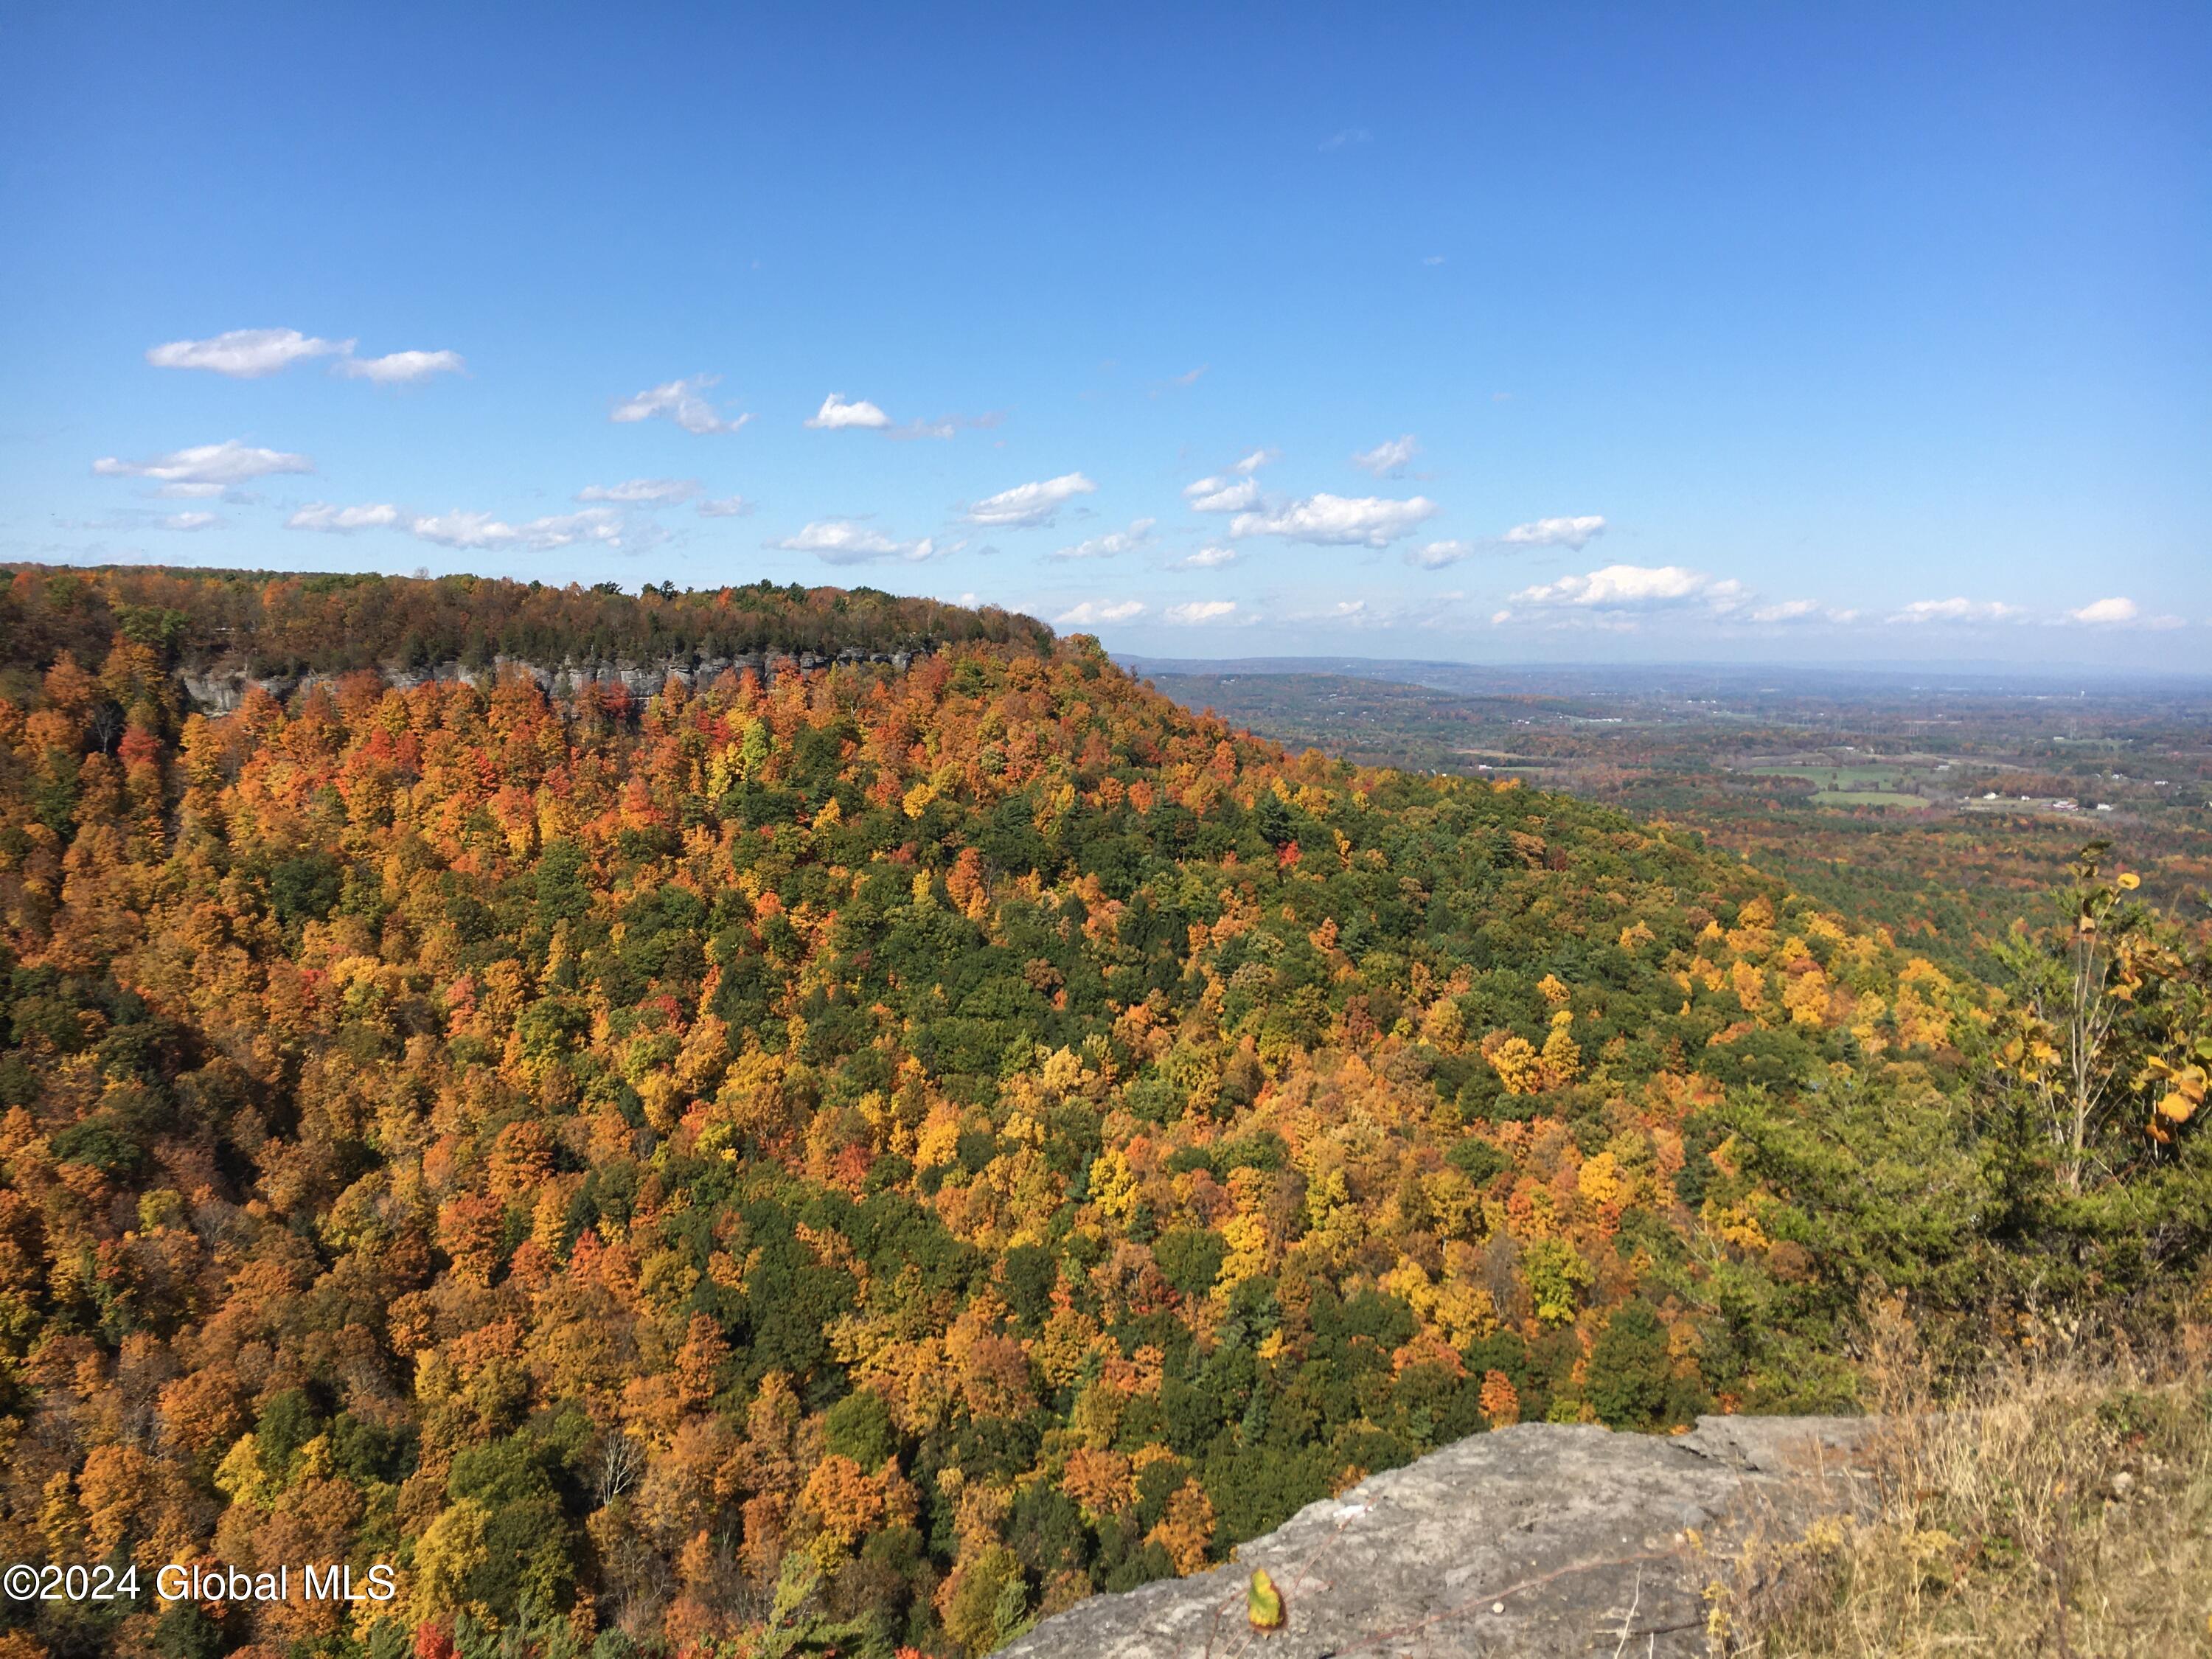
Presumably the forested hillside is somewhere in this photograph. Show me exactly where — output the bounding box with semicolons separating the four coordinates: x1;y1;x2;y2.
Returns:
0;566;2202;1659
0;565;1046;704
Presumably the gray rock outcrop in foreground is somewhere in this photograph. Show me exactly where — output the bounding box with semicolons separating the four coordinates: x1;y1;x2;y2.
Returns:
1002;1414;1875;1659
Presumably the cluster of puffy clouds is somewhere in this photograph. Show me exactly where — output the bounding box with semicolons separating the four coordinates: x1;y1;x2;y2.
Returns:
1054;428;2177;639
1106;436;2171;639
1175;448;1297;514
1178;448;1440;549
1412;515;1610;566
299;379;1030;564
286;501;624;553
611;376;752;437
570;477;751;517
284;473;759;555
1885;594;2175;629
800;392;1002;441
1051;519;1155;562
1087;571;2169;643
93;439;313;497
90;341;2180;643
1489;563;1851;629
91;328;1013;559
97;329;477;540
1169;446;1610;561
964;472;1096;529
1481;565;2171;634
748;473;1113;570
1052;442;1615;631
146;327;464;385
100;328;633;549
604;379;1006;440
603;382;1002;441
765;521;939;566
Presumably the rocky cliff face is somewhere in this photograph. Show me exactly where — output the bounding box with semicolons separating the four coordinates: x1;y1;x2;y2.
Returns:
1001;1415;1874;1658
177;647;927;712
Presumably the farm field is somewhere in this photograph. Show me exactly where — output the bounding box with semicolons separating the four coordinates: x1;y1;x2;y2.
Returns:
1810;789;1930;808
1126;657;2212;972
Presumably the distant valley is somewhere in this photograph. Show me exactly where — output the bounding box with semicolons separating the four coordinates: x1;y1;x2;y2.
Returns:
1126;655;2212;972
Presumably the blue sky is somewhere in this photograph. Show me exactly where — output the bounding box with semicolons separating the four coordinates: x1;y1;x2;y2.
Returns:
2;1;2205;665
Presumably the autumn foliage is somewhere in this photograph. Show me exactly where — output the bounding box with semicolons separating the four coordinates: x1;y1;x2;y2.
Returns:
0;565;2202;1658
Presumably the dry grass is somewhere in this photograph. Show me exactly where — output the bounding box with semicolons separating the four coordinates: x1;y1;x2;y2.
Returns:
1721;1308;2212;1658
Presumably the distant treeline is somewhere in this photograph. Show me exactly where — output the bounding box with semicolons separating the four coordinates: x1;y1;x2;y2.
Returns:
0;564;1054;695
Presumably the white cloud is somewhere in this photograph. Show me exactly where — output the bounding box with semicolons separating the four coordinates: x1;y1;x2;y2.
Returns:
1170;545;1239;570
93;439;313;487
335;349;465;383
1164;599;1238;625
408;509;625;552
1320;127;1373;151
1747;599;1820;624
611;375;751;435
1422;254;1446;266
577;477;699;504
1411;516;1608;566
1170;366;1208;387
804;393;892;431
697;495;752;518
1408;540;1480;568
1051;518;1155;561
1229;492;1438;548
769;520;939;565
1056;599;1147;626
1183;476;1261;513
1503;566;1811;627
1492;568;1847;630
145;328;463;383
1888;597;2025;625
1510;563;1739;611
2068;596;2138;625
286;501;622;550
1233;448;1276;475
1750;599;1858;625
1500;515;1607;551
146;328;349;377
288;503;403;533
1351;434;1418;477
965;472;1096;528
160;512;220;532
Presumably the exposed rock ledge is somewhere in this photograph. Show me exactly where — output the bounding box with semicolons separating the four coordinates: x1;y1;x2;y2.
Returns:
178;647;928;713
1002;1415;1875;1658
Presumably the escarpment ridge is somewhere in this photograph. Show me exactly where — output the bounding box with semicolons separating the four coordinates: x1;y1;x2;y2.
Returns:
1;562;1048;709
175;645;931;714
